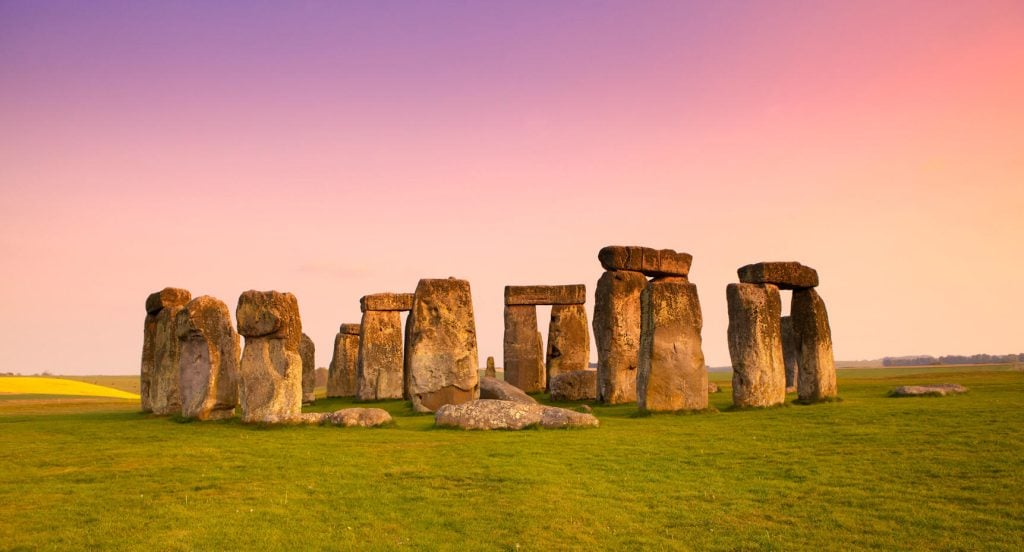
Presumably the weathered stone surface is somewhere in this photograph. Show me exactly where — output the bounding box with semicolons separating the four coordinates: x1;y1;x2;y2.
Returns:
300;333;316;404
598;246;692;277
781;316;799;390
357;310;405;401
504;285;586;306
434;399;599;430
405;278;480;412
503;304;545;393
480;376;537;404
549;369;597;401
327;328;360;398
737;262;819;290
485;356;496;378
890;384;968;397
726;283;786;407
145;287;192;316
546;304;590;386
175;296;240;420
360;293;414;312
791;288;838;402
301;407;393;427
141;316;157;413
593;269;647;404
236;290;303;424
340;323;361;335
638;279;708;412
141;288;191;413
708;382;720;394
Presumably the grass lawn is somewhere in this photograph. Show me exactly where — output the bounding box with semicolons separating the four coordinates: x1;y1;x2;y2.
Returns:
1;366;1022;550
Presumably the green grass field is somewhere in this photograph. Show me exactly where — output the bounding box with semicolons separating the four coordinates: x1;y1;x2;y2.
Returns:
1;366;1022;550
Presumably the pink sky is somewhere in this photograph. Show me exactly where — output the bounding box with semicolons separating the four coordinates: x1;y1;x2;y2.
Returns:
1;1;1022;375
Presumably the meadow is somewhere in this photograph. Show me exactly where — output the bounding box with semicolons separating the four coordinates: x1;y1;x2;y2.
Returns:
1;366;1022;550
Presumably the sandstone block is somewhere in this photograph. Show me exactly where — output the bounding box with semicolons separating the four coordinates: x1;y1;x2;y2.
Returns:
175;296;240;420
360;292;414;312
300;333;316;404
141;287;191;412
549;369;597;401
708;382;720;394
593;269;647;404
327;328;360;398
145;287;191;316
147;290;191;416
485;356;496;378
890;384;968;397
638;279;708;412
480;376;537;404
339;323;361;335
504;284;586;306
598;246;692;277
737;262;819;290
726;283;786;407
781;316;799;390
405;278;480;412
546;304;590;386
236;290;302;350
236;290;303;423
357;310;405;401
300;407;392;427
791;288;838;402
503;304;545;393
434;399;599;430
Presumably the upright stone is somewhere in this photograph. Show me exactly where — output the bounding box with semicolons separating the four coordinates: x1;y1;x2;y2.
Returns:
593;269;647;404
638;278;708;412
405;278;480;413
300;333;316;404
485;356;496;378
236;290;303;423
780;316;799;391
546;304;590;386
726;283;786;407
175;295;240;420
143;287;191;415
503;304;545;393
357;310;405;400
791;289;838;402
327;324;360;398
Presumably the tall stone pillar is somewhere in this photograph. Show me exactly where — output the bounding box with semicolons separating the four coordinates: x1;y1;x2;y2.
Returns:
726;283;786;407
593;270;647;404
791;289;837;402
546;304;590;386
300;333;316;404
175;295;240;420
780;316;799;391
503;305;545;393
637;278;707;412
142;287;191;415
327;323;360;398
356;293;413;401
236;290;303;423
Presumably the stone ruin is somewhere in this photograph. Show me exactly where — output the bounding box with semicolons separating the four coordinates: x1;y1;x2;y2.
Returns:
327;323;361;398
357;292;413;401
236;290;304;423
300;333;316;404
727;262;837;406
141;287;191;415
175;295;240;420
502;284;589;393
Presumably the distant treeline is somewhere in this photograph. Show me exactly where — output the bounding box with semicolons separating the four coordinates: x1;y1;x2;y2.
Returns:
882;354;1023;367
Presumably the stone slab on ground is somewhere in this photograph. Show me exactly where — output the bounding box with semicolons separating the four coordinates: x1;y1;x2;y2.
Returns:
434;399;599;430
890;384;968;397
479;376;537;404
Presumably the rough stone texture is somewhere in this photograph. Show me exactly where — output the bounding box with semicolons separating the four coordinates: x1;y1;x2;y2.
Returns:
300;333;316;404
434;399;599;430
480;376;537;404
485;356;496;378
327;327;360;398
593;269;647;404
300;407;393;427
737;262;819;290
638;279;708;412
781;316;799;391
549;369;598;401
708;382;720;394
546;304;590;386
405;278;481;412
503;304;545;393
175;296;240;420
791;288;838;402
726;283;786;408
504;285;586;306
357;310;405;401
144;287;192;415
360;293;414;312
598;246;692;277
890;384;968;397
236;290;303;424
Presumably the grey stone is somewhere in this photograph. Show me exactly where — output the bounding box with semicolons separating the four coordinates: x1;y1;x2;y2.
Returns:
485;356;496;378
598;246;692;277
143;287;191;415
357;310;405;401
300;333;316;404
890;384;968;397
781;316;799;390
791;288;838;402
549;369;597;401
175;295;240;420
737;262;819;290
593;269;647;404
638;278;707;412
327;327;360;398
726;283;786;407
546;304;590;387
479;376;537;404
503;304;545;393
236;290;303;423
434;399;599;430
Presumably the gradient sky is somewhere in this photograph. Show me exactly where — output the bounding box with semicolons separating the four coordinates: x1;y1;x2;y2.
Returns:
1;1;1022;375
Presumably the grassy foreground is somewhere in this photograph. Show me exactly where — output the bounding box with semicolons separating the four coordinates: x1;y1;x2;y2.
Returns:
1;367;1022;550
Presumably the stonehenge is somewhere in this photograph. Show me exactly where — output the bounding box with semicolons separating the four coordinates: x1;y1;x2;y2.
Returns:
637;277;707;412
175;295;240;420
236;290;304;423
357;293;412;401
503;284;588;393
327;323;360;398
300;333;316;404
141;287;191;415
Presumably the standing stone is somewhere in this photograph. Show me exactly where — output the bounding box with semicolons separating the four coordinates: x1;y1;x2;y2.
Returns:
546;304;590;387
236;290;303;424
175;295;240;420
503;304;545;393
300;333;316;404
357;310;405;400
549;369;598;401
726;283;786;407
638;278;708;412
142;287;191;415
593;269;647;404
327;324;360;398
791;289;838;402
405;278;480;413
780;316;799;391
485;356;496;378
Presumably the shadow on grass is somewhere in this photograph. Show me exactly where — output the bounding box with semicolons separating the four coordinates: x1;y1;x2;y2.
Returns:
791;396;844;406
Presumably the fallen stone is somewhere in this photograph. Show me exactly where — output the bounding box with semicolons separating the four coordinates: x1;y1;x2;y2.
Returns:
360;292;414;312
144;287;191;415
479;376;537;404
300;333;316;404
593;269;647;404
708;382;720;394
357;310;405;400
791;288;838;403
300;407;393;427
175;295;240;420
726;283;786;408
327;325;360;398
781;316;799;390
503;304;545;393
504;284;586;306
576;404;593;414
546;304;590;385
237;290;303;424
737;262;819;290
549;369;597;401
598;246;692;277
485;356;496;378
638;278;707;412
890;384;969;397
434;399;599;430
